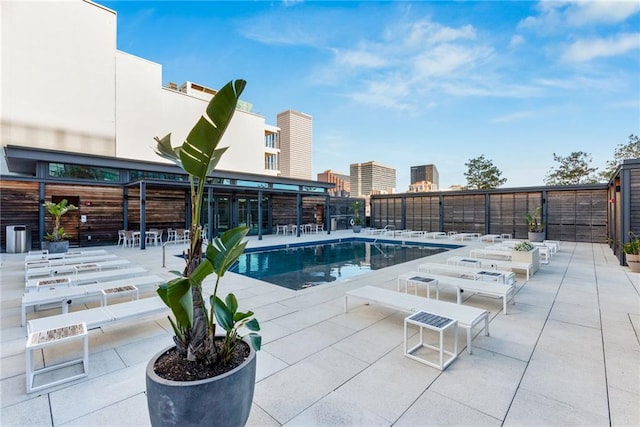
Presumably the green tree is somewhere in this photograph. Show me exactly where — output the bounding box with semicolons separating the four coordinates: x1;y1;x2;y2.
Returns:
599;134;640;181
544;151;599;185
464;154;507;189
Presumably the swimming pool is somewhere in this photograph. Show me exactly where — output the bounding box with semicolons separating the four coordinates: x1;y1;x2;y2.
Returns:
230;238;461;290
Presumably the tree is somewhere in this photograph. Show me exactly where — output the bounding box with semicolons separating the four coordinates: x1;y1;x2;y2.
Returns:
599;134;640;181
544;151;599;186
464;154;507;189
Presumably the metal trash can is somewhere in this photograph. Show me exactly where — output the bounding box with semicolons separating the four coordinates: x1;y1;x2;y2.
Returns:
6;225;31;253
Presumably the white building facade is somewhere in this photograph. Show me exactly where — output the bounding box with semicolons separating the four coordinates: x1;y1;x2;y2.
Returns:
1;0;294;178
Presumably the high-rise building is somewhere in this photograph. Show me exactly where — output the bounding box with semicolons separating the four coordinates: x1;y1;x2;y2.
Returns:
350;161;396;197
410;164;439;189
277;110;312;180
317;170;350;197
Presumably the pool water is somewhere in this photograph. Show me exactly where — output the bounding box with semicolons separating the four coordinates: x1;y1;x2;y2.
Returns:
230;238;458;290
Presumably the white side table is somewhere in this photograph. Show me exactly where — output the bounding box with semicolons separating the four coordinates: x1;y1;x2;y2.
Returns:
397;273;439;299
474;270;505;283
101;285;139;306
26;323;88;393
404;311;458;370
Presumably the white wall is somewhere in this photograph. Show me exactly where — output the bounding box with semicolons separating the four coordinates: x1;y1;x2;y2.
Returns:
0;0;117;156
115;51;271;173
1;0;279;177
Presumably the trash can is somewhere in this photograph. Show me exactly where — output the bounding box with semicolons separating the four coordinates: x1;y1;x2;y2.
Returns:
6;225;31;253
331;218;337;231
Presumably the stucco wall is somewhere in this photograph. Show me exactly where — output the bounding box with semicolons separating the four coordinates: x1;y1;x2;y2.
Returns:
1;0;117;157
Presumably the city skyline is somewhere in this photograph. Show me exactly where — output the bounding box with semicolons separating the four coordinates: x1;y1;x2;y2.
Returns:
98;0;639;190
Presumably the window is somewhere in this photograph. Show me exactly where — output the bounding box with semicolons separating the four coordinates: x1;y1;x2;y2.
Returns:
265;153;278;171
265;132;278;149
129;170;187;182
49;163;120;182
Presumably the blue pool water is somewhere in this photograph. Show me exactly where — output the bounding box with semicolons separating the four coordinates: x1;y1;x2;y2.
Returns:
230;238;461;290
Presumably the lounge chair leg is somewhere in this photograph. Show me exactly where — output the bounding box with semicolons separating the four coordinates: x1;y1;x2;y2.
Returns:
467;330;472;355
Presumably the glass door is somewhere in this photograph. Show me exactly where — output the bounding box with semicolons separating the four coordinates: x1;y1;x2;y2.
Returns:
215;197;230;235
237;197;268;235
238;198;257;234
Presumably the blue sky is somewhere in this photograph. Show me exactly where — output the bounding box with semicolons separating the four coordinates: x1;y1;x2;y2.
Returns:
99;0;640;190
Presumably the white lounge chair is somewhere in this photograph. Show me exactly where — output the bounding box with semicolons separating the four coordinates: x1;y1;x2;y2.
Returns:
21;275;164;326
447;256;533;280
399;271;516;314
345;285;490;354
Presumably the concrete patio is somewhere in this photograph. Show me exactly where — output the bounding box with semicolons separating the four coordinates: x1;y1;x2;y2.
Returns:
1;231;638;426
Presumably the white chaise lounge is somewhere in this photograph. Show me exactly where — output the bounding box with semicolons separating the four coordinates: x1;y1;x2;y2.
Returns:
398;271;516;314
21;274;165;326
345;285;490;354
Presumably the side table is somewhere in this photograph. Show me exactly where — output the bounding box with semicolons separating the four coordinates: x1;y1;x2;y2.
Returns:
26;322;88;393
404;311;458;370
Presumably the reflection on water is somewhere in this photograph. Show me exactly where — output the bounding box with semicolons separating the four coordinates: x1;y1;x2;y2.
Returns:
231;241;448;290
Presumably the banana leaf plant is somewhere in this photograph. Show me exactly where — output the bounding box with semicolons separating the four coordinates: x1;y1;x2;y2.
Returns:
153;79;260;365
43;199;78;242
525;206;544;233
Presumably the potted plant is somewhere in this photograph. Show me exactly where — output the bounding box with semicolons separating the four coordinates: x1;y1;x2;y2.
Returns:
525;206;545;242
42;199;78;253
623;232;640;272
350;200;363;233
145;79;261;427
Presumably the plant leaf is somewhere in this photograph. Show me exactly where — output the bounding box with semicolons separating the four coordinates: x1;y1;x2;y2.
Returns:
213;296;233;332
225;293;238;315
165;277;193;328
245;318;260;332
246;333;261;351
179;80;245;181
189;258;213;286
153;133;182;167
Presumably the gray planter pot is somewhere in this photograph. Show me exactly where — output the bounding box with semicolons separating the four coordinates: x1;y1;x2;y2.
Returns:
42;240;69;253
527;231;544;242
352;225;362;233
146;341;257;427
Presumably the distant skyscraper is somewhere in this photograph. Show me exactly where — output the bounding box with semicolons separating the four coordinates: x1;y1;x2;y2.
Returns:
410;164;439;188
317;170;350;197
350;161;396;197
277;110;312;180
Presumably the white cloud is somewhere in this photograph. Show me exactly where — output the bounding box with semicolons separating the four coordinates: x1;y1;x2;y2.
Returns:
492;111;534;123
334;49;387;69
562;33;640;62
519;0;640;30
406;20;476;46
412;44;493;78
564;0;640;26
509;34;525;48
605;99;640;109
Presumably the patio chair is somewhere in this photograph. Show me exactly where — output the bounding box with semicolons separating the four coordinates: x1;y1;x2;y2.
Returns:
116;230;127;248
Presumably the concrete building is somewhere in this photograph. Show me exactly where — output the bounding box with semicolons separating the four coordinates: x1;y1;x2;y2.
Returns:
277;110;313;180
350;161;396;197
317;170;350;197
408;181;438;193
0;0;294;179
0;0;336;247
410;164;439;189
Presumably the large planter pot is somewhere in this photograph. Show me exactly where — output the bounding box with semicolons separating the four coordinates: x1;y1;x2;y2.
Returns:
146;341;257;427
625;253;640;263
527;231;545;243
511;247;541;274
42;240;69;254
627;261;640;273
352;225;362;233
